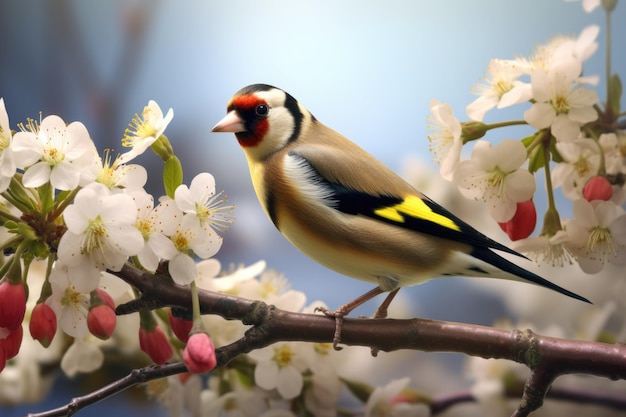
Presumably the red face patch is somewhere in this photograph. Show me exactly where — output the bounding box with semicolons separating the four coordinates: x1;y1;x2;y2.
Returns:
229;95;270;148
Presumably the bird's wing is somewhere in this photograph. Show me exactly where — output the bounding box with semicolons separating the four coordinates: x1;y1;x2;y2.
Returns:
287;145;524;257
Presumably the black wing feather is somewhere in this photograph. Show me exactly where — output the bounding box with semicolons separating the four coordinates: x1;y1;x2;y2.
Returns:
288;151;524;257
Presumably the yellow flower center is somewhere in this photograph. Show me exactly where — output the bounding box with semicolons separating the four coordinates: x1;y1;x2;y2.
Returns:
588;226;615;258
136;218;153;240
0;126;9;152
314;342;332;356
494;79;512;97
61;286;83;308
573;155;592;178
81;216;107;254
96;149;121;187
553;95;570;114
122;106;158;147
195;202;211;218
273;345;295;368
488;166;507;197
43;144;65;165
172;229;191;252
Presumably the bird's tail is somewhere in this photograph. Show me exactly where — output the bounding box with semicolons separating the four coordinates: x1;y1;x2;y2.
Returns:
467;247;591;304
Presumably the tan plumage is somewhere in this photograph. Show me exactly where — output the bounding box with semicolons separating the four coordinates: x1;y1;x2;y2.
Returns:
212;84;589;345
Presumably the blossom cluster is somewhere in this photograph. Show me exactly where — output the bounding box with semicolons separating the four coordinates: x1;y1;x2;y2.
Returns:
427;1;625;275
0;98;233;376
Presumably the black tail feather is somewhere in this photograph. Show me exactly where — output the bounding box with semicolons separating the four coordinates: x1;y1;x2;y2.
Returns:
471;247;591;304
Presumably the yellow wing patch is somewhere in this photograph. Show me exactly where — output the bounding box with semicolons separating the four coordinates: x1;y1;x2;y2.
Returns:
373;195;461;232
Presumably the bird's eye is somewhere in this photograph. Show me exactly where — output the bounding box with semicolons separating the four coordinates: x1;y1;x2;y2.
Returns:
255;104;269;117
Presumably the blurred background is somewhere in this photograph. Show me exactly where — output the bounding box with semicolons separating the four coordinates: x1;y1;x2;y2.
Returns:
1;0;624;416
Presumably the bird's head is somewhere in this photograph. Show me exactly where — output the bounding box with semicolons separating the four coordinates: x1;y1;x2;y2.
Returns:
212;84;309;161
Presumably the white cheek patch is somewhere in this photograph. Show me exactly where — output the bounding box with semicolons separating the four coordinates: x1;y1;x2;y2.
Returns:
283;153;336;208
266;107;294;144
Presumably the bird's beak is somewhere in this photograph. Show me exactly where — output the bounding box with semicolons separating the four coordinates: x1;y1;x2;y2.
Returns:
211;111;247;133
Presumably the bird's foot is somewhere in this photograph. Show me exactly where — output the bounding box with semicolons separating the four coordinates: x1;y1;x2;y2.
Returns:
315;286;391;350
314;305;349;350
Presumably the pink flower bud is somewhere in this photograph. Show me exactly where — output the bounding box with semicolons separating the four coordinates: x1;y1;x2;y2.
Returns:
168;309;193;343
182;332;217;374
0;325;23;360
87;304;117;340
139;326;173;365
498;200;537;241
583;176;613;202
29;303;57;348
0;281;26;330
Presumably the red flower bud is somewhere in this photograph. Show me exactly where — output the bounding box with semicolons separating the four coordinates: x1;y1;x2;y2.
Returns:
0;281;26;330
168;309;193;343
0;347;5;373
139;326;173;365
0;325;23;360
87;304;116;340
95;288;115;310
29;303;57;347
583;176;613;202
498;200;537;241
182;332;217;374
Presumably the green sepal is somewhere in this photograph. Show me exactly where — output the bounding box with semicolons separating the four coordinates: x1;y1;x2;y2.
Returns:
16;222;38;241
151;134;175;161
28;240;50;260
163;155;183;199
3;220;18;232
37;182;54;215
548;136;564;163
521;134;535;148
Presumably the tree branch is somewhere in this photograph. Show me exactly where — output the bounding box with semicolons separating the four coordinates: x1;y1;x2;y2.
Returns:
26;264;626;417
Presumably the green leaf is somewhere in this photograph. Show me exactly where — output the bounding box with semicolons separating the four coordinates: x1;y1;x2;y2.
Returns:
608;73;622;118
163;155;183;199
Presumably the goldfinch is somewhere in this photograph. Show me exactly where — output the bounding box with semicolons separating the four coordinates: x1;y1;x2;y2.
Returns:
212;84;590;345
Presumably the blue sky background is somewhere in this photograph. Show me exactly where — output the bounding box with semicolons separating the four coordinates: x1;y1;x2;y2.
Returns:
1;1;624;415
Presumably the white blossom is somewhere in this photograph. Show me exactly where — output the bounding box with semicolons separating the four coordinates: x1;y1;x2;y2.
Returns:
248;342;315;400
57;184;144;285
165;211;223;286
60;337;104;377
118;100;173;164
454;139;535;222
0;98;17;192
511;230;574;267
132;191;178;271
81;148;148;190
365;377;430;417
12;115;94;190
174;172;234;233
524;66;598;142
46;263;92;337
551;138;601;199
466;59;532;121
565;199;626;273
427;99;463;181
